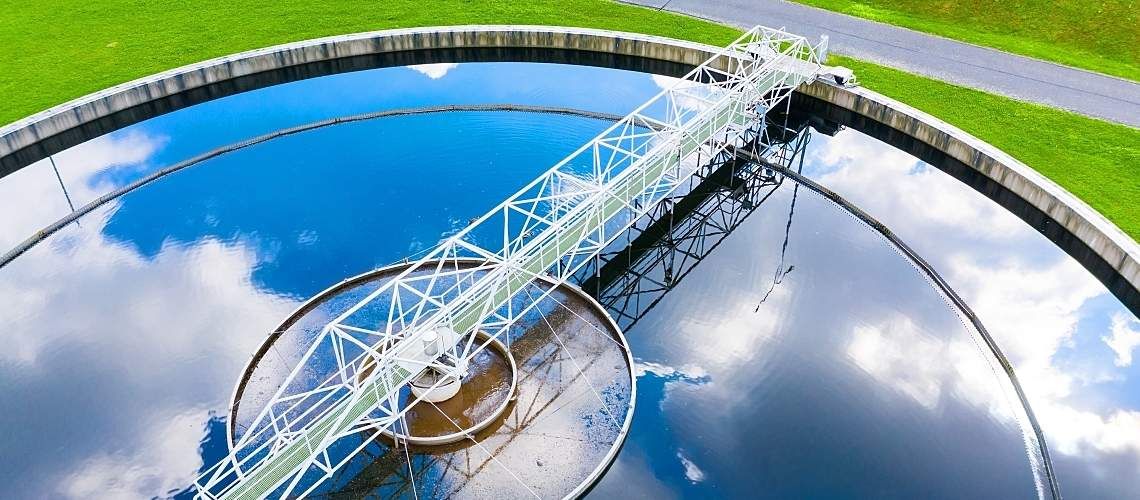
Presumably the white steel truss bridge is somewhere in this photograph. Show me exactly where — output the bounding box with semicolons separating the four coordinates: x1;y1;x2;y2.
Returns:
195;25;825;499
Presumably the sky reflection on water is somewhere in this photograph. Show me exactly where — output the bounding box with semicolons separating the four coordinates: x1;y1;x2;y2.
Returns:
799;130;1140;499
0;61;1136;499
589;172;1042;499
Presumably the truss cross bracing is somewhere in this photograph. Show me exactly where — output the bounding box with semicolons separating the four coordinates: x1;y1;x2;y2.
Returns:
195;25;825;499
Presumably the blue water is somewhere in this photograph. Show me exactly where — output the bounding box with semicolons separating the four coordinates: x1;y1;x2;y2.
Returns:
104;112;615;297
591;179;1041;498
0;61;1137;499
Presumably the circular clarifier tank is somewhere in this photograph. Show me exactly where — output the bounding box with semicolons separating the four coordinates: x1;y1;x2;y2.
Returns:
230;259;636;497
3;56;1139;500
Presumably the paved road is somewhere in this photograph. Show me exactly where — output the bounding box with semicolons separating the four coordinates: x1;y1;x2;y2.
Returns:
625;0;1140;127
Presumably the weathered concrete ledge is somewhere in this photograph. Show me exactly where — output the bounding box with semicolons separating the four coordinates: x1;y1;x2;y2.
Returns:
1;24;1136;306
0;26;722;160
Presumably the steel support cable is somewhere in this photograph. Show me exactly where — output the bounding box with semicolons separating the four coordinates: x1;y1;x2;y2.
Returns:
520;285;623;429
400;426;419;500
423;398;541;499
542;291;627;351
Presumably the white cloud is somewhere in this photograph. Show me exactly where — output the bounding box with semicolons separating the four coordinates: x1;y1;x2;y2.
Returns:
633;360;710;412
848;317;945;409
1104;313;1140;367
408;63;458;79
847;314;1015;416
0;203;298;498
676;450;706;483
650;74;682;92
0;130;166;250
808;128;1140;481
53;130;166;196
1033;401;1140;458
810;130;1023;243
634;360;707;380
296;229;319;245
947;255;1103;404
60;410;211;499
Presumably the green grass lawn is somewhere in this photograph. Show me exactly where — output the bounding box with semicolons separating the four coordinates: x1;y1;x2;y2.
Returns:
793;0;1140;81
2;0;1138;239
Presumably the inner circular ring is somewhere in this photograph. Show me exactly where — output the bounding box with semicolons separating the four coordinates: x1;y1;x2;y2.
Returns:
224;255;636;497
372;329;519;446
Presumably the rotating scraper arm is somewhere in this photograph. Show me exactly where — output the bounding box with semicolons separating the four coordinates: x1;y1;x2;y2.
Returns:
195;25;823;499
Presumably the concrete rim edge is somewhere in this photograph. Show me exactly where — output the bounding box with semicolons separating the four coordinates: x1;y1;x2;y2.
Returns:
799;79;1140;289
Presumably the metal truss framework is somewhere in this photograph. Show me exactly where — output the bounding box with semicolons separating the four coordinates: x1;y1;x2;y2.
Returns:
196;25;825;499
241;116;812;500
317;283;624;498
580;125;810;331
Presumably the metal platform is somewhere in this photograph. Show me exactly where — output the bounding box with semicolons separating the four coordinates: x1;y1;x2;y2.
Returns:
195;25;825;499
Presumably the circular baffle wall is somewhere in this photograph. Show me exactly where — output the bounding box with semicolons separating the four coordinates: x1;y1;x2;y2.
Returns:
230;258;635;498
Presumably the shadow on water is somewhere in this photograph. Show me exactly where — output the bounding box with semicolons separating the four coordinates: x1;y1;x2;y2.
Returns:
576;121;808;332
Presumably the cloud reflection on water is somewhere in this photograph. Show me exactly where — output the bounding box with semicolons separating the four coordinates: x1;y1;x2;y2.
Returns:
408;63;459;80
0;131;166;252
601;179;1044;498
0;140;298;497
805;128;1140;496
1106;314;1140;368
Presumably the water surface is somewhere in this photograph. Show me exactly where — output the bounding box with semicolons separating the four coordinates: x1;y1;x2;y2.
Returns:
0;61;1136;499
